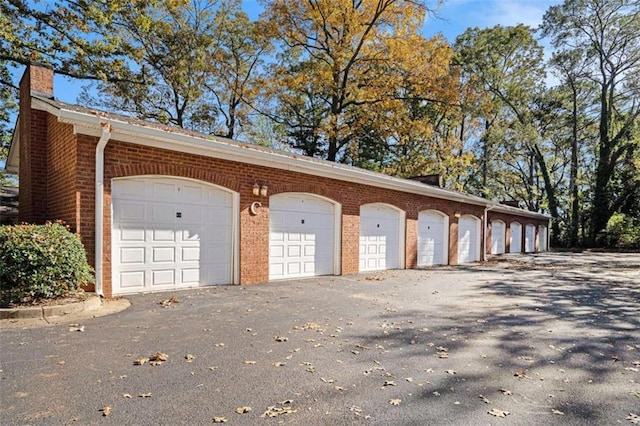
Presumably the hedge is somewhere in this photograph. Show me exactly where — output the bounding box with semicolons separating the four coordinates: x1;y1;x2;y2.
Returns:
0;222;94;306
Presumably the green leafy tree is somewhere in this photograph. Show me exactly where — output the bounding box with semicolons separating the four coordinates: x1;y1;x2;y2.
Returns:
542;0;640;245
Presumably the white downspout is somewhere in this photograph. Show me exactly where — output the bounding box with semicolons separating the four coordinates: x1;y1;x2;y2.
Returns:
95;123;112;297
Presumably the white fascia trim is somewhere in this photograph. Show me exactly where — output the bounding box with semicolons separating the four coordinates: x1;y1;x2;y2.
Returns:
33;98;550;219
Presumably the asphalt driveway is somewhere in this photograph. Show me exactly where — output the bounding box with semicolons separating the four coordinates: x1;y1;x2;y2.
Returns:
1;252;639;425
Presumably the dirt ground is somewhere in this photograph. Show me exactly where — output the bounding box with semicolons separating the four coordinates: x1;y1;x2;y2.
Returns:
1;252;638;425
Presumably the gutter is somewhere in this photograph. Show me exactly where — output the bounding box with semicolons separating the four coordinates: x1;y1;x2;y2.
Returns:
95;123;112;297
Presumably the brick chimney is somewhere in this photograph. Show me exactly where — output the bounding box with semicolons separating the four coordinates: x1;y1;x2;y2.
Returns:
18;63;54;223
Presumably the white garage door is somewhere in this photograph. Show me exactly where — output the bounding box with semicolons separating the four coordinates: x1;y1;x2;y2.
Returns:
539;225;548;251
525;224;536;252
112;177;235;295
269;193;338;280
418;210;449;266
510;222;522;253
491;220;506;254
359;204;404;271
458;215;480;263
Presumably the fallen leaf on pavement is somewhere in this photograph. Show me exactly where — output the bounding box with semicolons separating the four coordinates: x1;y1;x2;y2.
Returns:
334;386;345;391
122;393;132;398
244;360;256;365
100;406;111;417
437;352;449;359
383;380;396;387
139;393;152;398
261;401;296;418
185;354;196;362
158;296;179;307
212;417;227;423
479;394;491;404
488;408;510;418
445;370;456;375
552;409;565;416
500;388;512;396
235;406;252;414
134;357;149;366
627;413;640;424
389;399;401;405
68;325;85;332
274;336;288;342
514;368;527;378
273;362;286;367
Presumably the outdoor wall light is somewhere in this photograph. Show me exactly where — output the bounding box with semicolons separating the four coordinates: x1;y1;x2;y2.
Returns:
454;212;461;218
252;183;268;197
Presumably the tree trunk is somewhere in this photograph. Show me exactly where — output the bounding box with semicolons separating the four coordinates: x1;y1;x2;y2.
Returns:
568;82;579;247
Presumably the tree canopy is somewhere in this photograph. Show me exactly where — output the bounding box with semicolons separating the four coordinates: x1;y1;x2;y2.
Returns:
1;0;638;247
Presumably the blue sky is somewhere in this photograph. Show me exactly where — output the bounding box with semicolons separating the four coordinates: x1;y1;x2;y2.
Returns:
17;0;563;106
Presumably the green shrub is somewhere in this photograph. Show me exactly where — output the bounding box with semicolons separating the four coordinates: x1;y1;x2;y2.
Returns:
0;222;94;306
605;213;640;249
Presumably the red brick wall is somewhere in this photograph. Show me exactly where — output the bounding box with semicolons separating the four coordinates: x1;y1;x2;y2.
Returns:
18;65;53;223
28;121;546;297
45;117;78;230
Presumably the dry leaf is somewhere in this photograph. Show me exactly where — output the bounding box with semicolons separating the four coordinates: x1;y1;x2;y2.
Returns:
436;346;448;352
139;393;152;398
405;377;414;382
151;352;168;362
500;388;512;396
274;336;288;342
100;406;112;417
122;393;132;398
244;360;256;365
437;352;449;359
488;408;510;418
514;368;527;378
212;417;228;423
445;370;456;375
433;391;441;396
261;404;296;418
68;325;85;332
273;362;286;367
552;409;565;416
185;354;196;362
627;413;640;424
383;380;396;387
134;357;149;366
334;386;345;391
389;399;401;405
479;395;491;404
159;296;179;306
235;406;252;414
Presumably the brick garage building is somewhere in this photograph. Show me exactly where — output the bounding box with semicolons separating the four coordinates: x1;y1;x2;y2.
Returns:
6;65;550;298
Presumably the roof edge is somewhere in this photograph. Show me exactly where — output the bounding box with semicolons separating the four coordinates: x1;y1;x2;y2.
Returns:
31;97;550;220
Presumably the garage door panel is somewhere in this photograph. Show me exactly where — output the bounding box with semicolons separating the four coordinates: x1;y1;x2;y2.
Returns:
152;182;177;200
113;177;234;294
181;268;200;284
120;247;145;264
120;271;144;288
152;269;175;286
152;247;175;263
117;201;146;221
121;227;145;242
491;221;506;254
